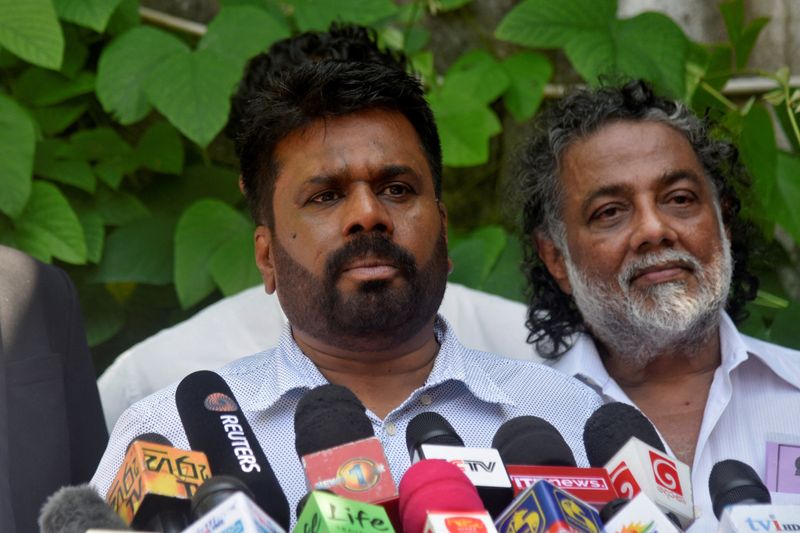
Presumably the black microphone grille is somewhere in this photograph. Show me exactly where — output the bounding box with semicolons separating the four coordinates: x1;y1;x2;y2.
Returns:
38;484;128;533
191;475;254;520
294;384;374;457
583;402;665;467
405;411;464;459
709;459;771;519
492;416;576;467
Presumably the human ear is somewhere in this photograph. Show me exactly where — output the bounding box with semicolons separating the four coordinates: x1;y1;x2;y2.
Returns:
534;232;572;295
254;226;276;294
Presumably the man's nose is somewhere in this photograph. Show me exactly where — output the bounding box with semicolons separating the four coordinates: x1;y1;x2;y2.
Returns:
630;202;678;252
341;185;394;236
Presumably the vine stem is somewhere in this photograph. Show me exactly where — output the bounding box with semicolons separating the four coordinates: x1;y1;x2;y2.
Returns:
700;81;738;111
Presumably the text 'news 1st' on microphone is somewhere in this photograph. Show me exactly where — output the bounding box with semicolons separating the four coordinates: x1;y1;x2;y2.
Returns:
294;491;395;533
492;416;618;509
707;459;800;533
182;475;287;533
398;459;495;533
583;402;695;528
405;411;513;518
104;433;211;532
294;384;399;520
175;369;291;530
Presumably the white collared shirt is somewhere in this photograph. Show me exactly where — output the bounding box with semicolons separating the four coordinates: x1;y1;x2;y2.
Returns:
549;311;800;531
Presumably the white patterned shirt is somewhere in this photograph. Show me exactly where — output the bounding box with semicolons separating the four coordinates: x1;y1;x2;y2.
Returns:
550;311;800;531
91;315;602;526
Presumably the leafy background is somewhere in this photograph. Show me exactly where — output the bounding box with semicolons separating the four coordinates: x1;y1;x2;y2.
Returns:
0;0;798;372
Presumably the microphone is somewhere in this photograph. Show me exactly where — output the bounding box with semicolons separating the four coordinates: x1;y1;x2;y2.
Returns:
707;459;799;533
38;485;130;533
175;370;290;529
294;491;395;533
601;492;684;532
294;385;398;518
398;459;494;533
494;479;604;533
584;402;694;527
493;416;618;509
105;434;211;532
183;476;286;533
405;411;513;517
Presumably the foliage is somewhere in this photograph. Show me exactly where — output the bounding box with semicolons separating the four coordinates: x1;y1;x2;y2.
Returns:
0;0;798;371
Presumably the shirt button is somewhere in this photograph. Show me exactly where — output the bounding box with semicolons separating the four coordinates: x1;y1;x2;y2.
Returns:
420;394;432;406
385;423;397;436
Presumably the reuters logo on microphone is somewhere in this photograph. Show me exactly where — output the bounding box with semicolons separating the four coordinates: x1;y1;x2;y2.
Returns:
204;392;238;412
649;451;683;496
337;458;382;492
610;461;641;499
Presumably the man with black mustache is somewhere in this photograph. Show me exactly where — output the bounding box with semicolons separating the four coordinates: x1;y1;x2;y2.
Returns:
514;80;800;530
89;26;602;524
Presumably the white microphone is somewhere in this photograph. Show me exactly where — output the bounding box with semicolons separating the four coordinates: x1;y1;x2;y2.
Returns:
602;493;684;532
181;491;286;533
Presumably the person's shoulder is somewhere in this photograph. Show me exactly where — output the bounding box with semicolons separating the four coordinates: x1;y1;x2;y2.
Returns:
741;332;800;361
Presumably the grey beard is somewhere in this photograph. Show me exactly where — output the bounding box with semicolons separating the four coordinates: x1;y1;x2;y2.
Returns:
564;236;733;369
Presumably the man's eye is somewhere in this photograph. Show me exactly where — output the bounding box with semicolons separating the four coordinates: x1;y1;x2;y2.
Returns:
593;206;621;220
309;190;340;203
669;193;694;205
382;183;412;197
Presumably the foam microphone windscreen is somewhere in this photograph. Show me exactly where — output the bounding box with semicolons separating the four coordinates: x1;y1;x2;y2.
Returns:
398;459;484;533
175;370;290;529
583;402;665;467
39;485;129;533
405;411;464;459
709;459;772;518
492;416;576;467
294;384;375;458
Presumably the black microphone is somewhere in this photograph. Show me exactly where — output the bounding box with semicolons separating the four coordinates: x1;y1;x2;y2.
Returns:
175;370;290;530
491;415;576;467
38;485;129;533
190;475;255;520
583;402;665;467
709;459;771;519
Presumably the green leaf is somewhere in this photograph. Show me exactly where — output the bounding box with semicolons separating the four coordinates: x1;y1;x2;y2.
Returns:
481;236;525;302
769;301;800;350
95;215;175;285
92;186;149;225
174;199;253;308
0;0;64;69
144;48;240;147
429;91;502;167
448;225;507;288
209;230;261;296
60;25;88;77
136;121;184;175
96;26;189;124
30;101;88;135
106;0;140;36
495;0;616;48
77;210;104;263
739;104;777;207
198;6;290;69
14;181;86;264
501;51;552;121
140;164;242;216
13;67;95;106
34;139;96;192
53;0;125;32
441;50;509;104
772;152;800;242
70;127;132;160
0;93;36;218
80;284;124;346
720;0;769;70
289;0;399;31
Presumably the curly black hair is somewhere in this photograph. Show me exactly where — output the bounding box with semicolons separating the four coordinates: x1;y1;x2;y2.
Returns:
228;24;441;227
512;80;759;357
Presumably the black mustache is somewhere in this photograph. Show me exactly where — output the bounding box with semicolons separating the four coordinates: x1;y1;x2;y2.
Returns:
325;234;417;281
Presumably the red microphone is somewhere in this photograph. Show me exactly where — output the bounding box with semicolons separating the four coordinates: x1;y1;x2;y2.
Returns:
398;459;496;533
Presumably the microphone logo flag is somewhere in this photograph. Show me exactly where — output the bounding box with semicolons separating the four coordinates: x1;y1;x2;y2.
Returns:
609;461;641;499
203;392;238;412
648;451;683;496
337;459;383;492
444;516;489;533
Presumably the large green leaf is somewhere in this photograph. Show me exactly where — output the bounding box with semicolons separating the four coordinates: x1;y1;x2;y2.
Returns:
53;0;125;32
30;100;88;135
481;236;525;302
198;6;290;68
289;0;398;31
96;26;189;124
501;51;552;122
0;0;64;69
80;284;125;346
0;94;35;218
92;186;149;226
144;48;240;147
13;67;95;106
495;0;615;48
720;0;769;70
77;210;104;263
95;216;175;284
34;139;96;192
739;104;777;207
429;91;502;167
140;164;241;216
769;301;800;350
136;121;184;175
106;0;140;36
209;230;261;296
14;181;86;264
441;50;509;104
773;152;800;242
174;199;253;308
71;127;137;188
448;225;507;288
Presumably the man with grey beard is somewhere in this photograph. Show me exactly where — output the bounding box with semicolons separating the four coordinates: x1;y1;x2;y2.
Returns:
514;80;800;529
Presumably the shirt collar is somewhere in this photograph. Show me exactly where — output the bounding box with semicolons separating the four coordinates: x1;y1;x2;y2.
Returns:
247;315;516;411
547;333;615;395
